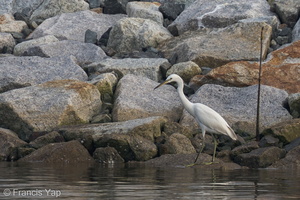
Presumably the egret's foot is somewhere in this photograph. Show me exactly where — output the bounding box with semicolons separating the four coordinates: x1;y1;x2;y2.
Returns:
185;163;196;167
203;161;219;165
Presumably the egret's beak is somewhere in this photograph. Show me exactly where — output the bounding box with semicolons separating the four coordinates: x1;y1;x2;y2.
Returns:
154;80;169;90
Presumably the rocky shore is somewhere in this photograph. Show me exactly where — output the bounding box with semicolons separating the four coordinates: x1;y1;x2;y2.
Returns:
0;0;300;169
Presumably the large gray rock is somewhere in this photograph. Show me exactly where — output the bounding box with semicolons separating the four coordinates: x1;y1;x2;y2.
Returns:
112;74;183;122
28;10;126;42
168;0;275;35
159;22;272;68
126;1;164;25
14;35;59;56
159;133;196;155
18;140;94;163
180;84;292;137
0;128;27;161
21;40;107;65
0;33;15;53
29;0;89;24
0;80;102;141
272;0;300;27
107;17;172;54
58;116;167;161
87;58;169;81
0;56;88;93
10;0;44;15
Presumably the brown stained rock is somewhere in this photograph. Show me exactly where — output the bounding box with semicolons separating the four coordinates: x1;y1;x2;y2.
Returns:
234;146;286;168
18;140;94;163
190;40;300;93
262;118;300;145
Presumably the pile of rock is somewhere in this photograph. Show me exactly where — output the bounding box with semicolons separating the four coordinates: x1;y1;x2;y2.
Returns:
0;0;299;169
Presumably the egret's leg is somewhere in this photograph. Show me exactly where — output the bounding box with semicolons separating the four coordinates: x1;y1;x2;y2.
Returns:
194;136;205;164
211;134;218;163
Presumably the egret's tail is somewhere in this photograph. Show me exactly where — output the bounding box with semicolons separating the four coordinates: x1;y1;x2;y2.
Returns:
227;125;238;140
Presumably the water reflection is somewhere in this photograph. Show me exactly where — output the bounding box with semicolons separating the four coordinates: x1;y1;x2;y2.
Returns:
0;162;299;199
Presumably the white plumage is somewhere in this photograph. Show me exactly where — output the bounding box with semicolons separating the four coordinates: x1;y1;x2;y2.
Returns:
154;74;237;164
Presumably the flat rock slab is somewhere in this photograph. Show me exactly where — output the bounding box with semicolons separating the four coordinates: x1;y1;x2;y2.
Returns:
28;10;126;42
58;116;167;161
22;40;107;65
0;80;102;141
87;58;169;81
59;116;167;143
168;0;275;34
0;56;87;93
180;84;292;136
18;140;94;163
159;22;272;68
112;74;183;122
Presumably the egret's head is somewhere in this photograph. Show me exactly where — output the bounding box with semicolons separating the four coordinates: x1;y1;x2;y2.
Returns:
154;74;180;90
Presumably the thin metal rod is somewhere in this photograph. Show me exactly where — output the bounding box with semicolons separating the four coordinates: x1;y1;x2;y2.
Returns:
256;27;264;141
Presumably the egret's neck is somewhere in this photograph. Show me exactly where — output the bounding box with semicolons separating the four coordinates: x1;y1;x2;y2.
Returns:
177;82;194;116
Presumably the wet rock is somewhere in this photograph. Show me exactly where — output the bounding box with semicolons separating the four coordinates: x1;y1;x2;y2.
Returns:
168;0;275;35
231;141;259;157
14;35;59;56
29;131;65;149
129;135;158;161
159;2;185;21
269;146;300;169
272;0;300;27
234;146;286;168
0;13;28;33
159;133;196;155
190;40;300;93
166;61;201;83
159;22;272;68
180;84;292;137
0;80;102;141
59;116;166;161
28;10;126;42
262;119;300;145
29;0;89;24
93;147;124;163
107;17;172;54
18;140;94;163
284;137;300;152
259;135;281;148
145;153;241;169
21;40;107;65
85;29;98;44
101;0;129;14
127;1;163;25
87;58;169;82
0;128;27;161
288;93;300;118
0;33;15;54
112;74;183;122
89;72;118;103
0;56;87;93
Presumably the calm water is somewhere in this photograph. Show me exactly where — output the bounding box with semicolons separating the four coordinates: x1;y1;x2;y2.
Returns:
0;162;299;200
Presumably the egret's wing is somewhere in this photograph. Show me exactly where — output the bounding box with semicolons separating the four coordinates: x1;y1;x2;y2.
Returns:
193;103;237;140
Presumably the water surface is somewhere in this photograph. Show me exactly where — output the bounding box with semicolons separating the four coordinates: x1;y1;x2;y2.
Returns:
0;162;299;199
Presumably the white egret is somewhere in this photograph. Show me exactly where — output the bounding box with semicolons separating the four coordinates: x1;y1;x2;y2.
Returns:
154;74;237;164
